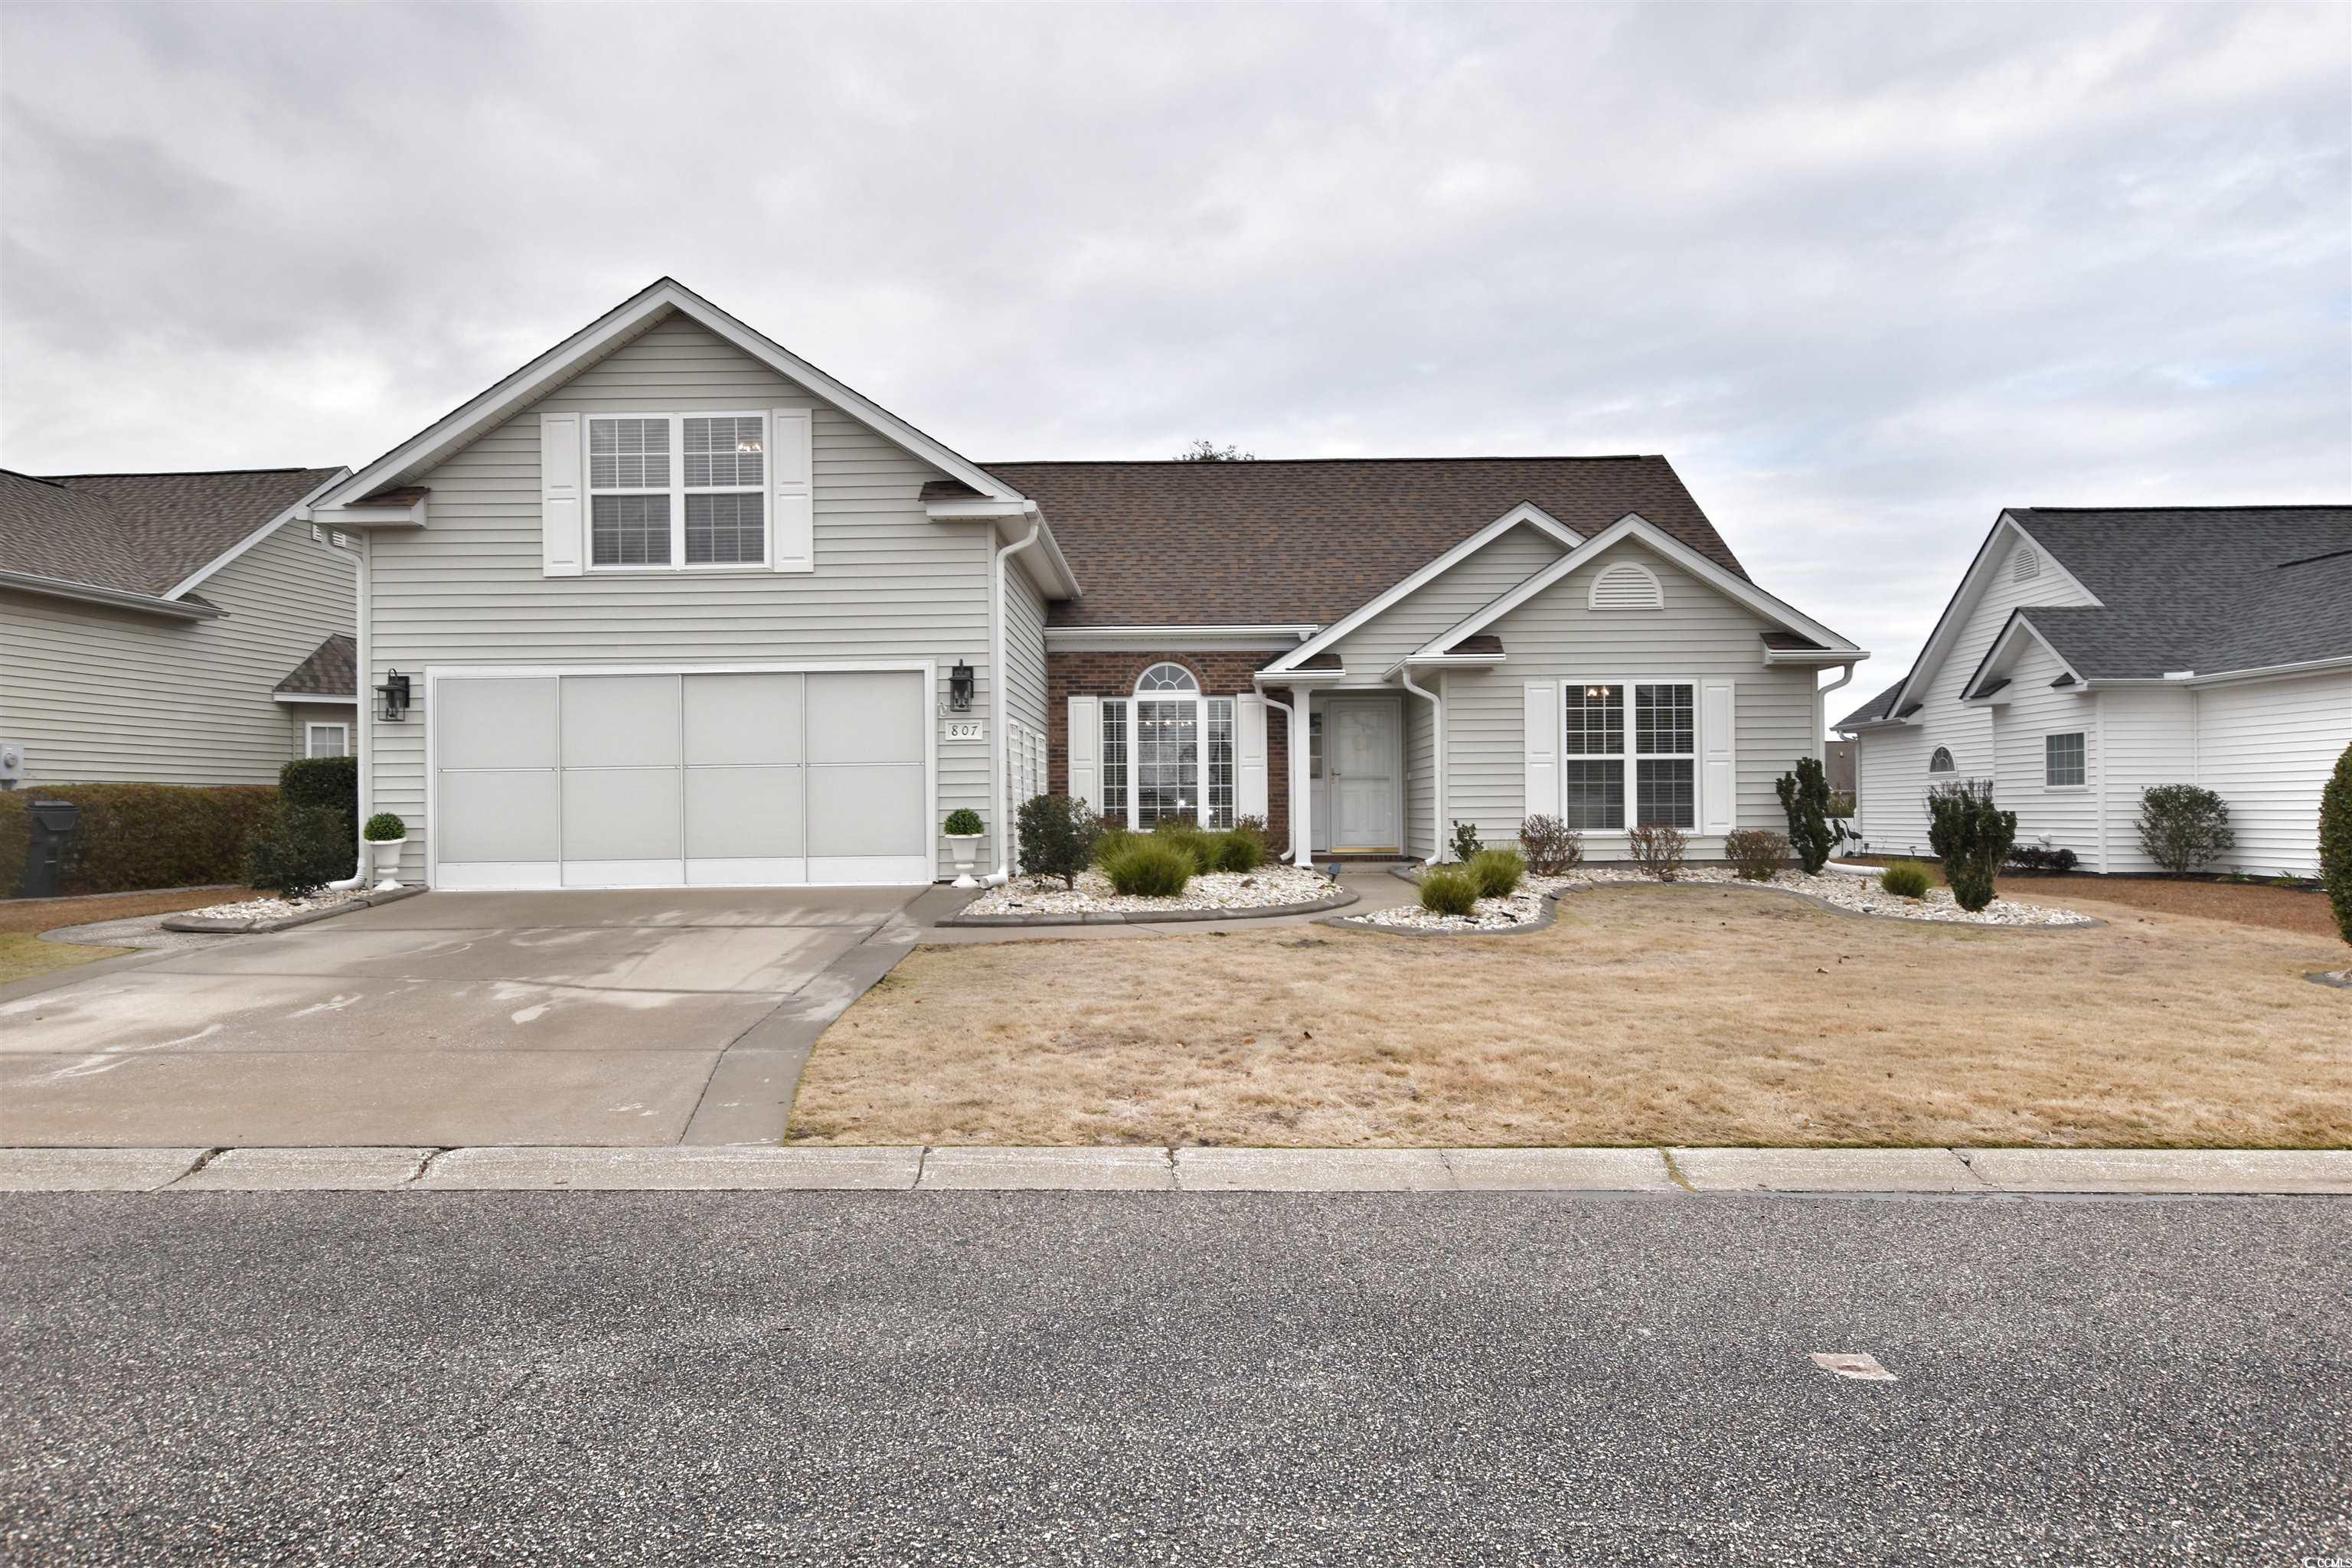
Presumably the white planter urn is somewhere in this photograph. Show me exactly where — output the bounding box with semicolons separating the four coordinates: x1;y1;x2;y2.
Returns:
366;835;406;892
946;834;983;889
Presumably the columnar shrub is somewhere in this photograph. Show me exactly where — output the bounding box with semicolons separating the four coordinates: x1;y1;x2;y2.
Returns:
1626;822;1687;882
2321;740;2352;947
1449;819;1483;864
1722;828;1788;882
1775;756;1837;874
1926;779;2016;913
1518;814;1584;876
1879;860;1932;900
1016;794;1102;889
2135;784;2236;874
1419;866;1480;916
243;802;354;898
1099;837;1194;897
1468;847;1524;899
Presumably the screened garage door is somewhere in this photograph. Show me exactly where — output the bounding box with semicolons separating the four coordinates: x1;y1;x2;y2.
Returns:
430;668;931;889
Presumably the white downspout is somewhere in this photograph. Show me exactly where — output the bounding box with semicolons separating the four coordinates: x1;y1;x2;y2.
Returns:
326;532;372;891
1257;686;1299;863
982;514;1044;887
1817;662;1855;763
1399;666;1442;864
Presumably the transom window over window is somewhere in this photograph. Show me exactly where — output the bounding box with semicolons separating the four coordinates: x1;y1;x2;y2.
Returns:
1557;680;1697;831
588;413;769;570
2045;731;2086;788
1096;665;1233;828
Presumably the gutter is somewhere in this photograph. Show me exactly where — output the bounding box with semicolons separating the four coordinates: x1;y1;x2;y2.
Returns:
982;512;1046;887
1815;662;1856;763
0;570;217;620
1255;687;1302;865
326;534;372;891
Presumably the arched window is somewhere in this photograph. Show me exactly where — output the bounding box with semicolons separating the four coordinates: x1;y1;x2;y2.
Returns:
1097;662;1232;829
1589;560;1664;611
1135;662;1199;694
1929;746;1955;773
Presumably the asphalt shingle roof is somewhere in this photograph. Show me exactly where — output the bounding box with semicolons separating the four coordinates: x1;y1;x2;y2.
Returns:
0;467;342;599
1838;678;1906;728
275;633;358;698
975;457;1746;629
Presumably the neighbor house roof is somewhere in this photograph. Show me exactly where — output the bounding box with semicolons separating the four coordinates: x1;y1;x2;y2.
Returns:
1838;678;1906;728
980;456;1746;629
0;466;346;604
275;633;358;699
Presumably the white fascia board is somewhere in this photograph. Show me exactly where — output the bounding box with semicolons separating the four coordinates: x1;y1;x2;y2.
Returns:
165;469;354;599
1253;668;1346;688
1259;501;1581;675
0;570;220;619
2092;654;2352;690
1959;612;2084;701
1413;512;1863;658
307;496;426;530
273;692;358;705
1047;624;1317;653
316;278;1024;511
1380;652;1507;681
1763;645;1872;667
1890;511;2103;716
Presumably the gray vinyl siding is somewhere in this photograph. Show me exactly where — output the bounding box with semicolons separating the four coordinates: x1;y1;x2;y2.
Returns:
0;523;354;786
364;312;1000;882
1004;557;1048;737
2190;671;2352;877
1440;539;1821;861
1403;691;1436;859
1325;523;1567;676
1988;639;2101;862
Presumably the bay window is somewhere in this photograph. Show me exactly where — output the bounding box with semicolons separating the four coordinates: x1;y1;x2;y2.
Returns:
1096;664;1236;828
587;412;768;570
1557;679;1698;831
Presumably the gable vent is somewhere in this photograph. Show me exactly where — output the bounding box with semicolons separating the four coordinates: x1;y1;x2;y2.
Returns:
2012;546;2040;583
1589;560;1664;611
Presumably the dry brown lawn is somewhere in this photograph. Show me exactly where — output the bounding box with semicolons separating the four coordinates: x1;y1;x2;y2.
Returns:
0;887;241;985
789;883;2352;1150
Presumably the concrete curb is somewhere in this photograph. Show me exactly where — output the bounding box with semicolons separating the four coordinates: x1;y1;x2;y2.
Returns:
161;884;426;934
935;885;1357;928
0;1145;2344;1194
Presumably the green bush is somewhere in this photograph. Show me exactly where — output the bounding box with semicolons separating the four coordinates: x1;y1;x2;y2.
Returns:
1449;818;1483;863
2135;784;2234;874
1148;815;1218;874
2321;741;2352;947
1232;814;1272;859
1775;756;1836;874
280;755;358;844
1090;822;1135;867
1880;860;1932;900
1419;866;1481;916
1519;814;1583;875
1;783;279;897
1468;847;1524;899
1926;778;2016;913
1723;827;1788;882
1017;794;1102;890
1210;830;1265;874
243;802;354;898
363;812;406;842
1099;836;1194;897
942;808;985;837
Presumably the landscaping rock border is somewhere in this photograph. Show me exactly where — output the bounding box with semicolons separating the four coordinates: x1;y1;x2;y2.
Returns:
938;884;1357;928
161;884;425;934
1324;887;1559;938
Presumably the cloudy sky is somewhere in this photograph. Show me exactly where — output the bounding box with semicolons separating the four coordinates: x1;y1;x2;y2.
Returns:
4;2;2346;710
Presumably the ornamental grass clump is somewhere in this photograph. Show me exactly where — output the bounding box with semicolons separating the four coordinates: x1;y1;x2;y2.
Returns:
1723;828;1788;882
1419;866;1481;916
1880;860;1932;900
1210;830;1265;874
1518;814;1583;876
1926;778;2016;913
1468;848;1524;899
1099;837;1194;897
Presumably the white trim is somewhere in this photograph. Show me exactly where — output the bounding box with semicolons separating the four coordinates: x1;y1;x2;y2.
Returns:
1550;677;1705;835
304;721;351;760
2087;654;2352;690
1381;650;1507;679
1961;613;2089;701
1048;624;1315;653
273;693;358;706
1416;514;1862;659
1587;560;1664;612
1881;511;2104;719
1764;644;1873;668
163;469;354;599
316;279;1024;514
1321;692;1406;853
1095;667;1240;830
580;410;776;574
0;570;219;619
1260;501;1582;675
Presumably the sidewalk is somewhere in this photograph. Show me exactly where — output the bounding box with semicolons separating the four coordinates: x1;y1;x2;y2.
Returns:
3;1144;2344;1194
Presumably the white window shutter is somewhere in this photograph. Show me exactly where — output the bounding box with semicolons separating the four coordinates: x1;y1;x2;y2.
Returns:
1067;696;1099;814
1523;681;1559;818
1701;678;1736;834
770;407;814;573
1235;694;1269;819
540;413;583;577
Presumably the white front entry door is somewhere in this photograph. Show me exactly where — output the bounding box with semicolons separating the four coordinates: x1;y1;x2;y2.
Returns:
1325;697;1400;852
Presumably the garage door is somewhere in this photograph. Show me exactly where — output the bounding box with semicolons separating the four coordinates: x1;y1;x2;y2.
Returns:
430;668;932;889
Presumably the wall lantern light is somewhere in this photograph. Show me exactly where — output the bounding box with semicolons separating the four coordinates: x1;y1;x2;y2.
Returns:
376;670;412;723
949;661;975;712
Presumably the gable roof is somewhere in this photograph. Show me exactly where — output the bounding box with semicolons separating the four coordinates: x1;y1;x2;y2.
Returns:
985;456;1744;629
1838;678;1907;729
276;633;358;698
0;466;346;608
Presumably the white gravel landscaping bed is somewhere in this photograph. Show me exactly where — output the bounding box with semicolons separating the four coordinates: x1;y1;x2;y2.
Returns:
961;864;1337;918
180;889;373;923
1341;890;1551;933
1534;866;2092;926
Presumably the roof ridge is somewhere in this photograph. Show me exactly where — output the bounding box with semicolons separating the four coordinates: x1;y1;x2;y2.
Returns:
984;454;1660;468
0;468;72;489
2015;503;2350;514
38;466;335;479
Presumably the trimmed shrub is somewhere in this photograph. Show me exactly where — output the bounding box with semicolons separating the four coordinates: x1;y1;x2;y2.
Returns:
942;808;984;837
1017;794;1102;890
1626;822;1687;882
1468;847;1524;899
280;755;358;844
2321;740;2352;947
1;783;279;897
243;802;354;898
1880;860;1932;900
1723;827;1788;882
1775;756;1836;874
2006;843;2079;874
2135;784;2235;874
1449;818;1483;864
364;812;406;842
1926;778;2016;913
1210;830;1265;874
1519;814;1584;876
1099;836;1194;897
1419;866;1480;916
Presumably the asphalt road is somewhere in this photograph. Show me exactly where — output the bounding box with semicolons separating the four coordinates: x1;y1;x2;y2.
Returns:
2;1193;2345;1565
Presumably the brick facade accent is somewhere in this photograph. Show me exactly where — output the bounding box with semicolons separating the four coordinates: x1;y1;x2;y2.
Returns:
1046;650;1295;848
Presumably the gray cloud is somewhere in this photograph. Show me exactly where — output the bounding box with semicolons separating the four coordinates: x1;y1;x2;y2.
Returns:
4;1;2345;706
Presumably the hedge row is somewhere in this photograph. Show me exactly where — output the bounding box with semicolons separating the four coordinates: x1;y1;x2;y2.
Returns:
1;784;280;897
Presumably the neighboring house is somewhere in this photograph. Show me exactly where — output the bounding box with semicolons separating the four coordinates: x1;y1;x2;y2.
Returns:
289;277;1863;890
1837;507;2352;877
0;467;358;786
1824;739;1856;801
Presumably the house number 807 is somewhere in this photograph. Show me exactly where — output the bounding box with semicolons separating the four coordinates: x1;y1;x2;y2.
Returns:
942;720;984;742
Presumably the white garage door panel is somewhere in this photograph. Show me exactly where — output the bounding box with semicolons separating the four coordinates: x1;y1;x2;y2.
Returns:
562;769;684;862
808;672;925;764
685;766;805;858
808;763;926;857
564;675;681;767
685;674;804;766
436;678;557;770
436;769;560;863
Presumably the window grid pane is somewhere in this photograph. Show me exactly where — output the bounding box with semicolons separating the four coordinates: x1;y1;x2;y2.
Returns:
1634;684;1694;756
1562;760;1622;830
1206;697;1234;830
588;417;670;489
684;416;765;488
1565;684;1625;756
684;492;765;565
1636;760;1696;828
591;494;671;566
1099;699;1128;822
2045;733;2086;787
1136;698;1197;825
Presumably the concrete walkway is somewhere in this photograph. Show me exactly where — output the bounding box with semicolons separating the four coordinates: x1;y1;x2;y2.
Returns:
3;1144;2344;1194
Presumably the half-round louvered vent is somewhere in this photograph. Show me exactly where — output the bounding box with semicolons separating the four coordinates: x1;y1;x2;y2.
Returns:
2012;546;2040;583
1589;560;1664;611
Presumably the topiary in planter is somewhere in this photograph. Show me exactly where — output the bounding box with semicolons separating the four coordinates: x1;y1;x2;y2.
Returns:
2321;740;2352;947
363;812;406;843
1419;866;1480;916
942;808;985;838
1016;795;1100;890
1468;847;1524;899
1723;827;1788;882
1880;860;1932;900
1518;814;1583;876
1926;778;2015;913
2135;785;2233;874
1775;756;1836;874
1099;837;1193;897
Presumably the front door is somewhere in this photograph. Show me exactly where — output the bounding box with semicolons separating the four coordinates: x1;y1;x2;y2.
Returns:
1325;697;1400;852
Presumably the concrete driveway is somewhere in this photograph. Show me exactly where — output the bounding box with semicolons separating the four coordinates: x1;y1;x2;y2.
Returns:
0;887;931;1148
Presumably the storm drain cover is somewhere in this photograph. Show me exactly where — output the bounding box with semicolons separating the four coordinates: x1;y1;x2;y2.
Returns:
1811;1352;1897;1381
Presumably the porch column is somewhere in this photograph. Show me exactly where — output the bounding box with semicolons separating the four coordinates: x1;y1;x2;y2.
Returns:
1292;689;1314;867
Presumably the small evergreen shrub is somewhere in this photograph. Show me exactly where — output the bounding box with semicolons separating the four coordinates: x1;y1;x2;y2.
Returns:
1419;866;1481;916
1880;860;1932;900
243;802;354;898
2321;740;2352;947
1518;814;1584;876
363;812;406;842
2006;844;2079;874
1449;819;1483;864
1099;836;1194;897
1017;794;1102;889
2135;784;2235;874
1926;778;2016;913
1775;756;1836;874
1468;847;1524;899
1627;822;1687;881
942;808;984;837
281;754;358;845
1210;830;1265;874
1723;828;1788;882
